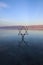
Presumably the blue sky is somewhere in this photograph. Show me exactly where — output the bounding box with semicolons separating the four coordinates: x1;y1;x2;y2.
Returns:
0;0;43;26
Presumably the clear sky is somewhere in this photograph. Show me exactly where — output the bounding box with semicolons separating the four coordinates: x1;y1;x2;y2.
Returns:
0;0;43;26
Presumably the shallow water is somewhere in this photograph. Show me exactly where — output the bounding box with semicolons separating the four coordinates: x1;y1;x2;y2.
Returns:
0;29;43;65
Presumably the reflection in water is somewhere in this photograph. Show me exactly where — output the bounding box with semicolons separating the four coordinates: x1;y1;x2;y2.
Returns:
0;30;43;65
18;30;29;46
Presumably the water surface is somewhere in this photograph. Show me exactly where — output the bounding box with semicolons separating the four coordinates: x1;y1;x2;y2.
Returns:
0;29;43;65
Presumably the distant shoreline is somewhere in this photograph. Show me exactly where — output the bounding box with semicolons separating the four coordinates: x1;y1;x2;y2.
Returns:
0;25;43;30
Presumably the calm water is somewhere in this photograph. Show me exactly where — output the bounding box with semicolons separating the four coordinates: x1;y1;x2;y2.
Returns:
0;29;43;65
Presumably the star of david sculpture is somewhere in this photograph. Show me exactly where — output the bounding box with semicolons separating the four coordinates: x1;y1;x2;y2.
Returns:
18;26;28;46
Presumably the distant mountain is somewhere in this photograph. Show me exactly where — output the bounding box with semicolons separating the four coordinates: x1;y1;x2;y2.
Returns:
0;25;43;30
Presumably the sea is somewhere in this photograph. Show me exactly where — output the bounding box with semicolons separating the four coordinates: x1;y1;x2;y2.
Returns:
0;29;43;65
